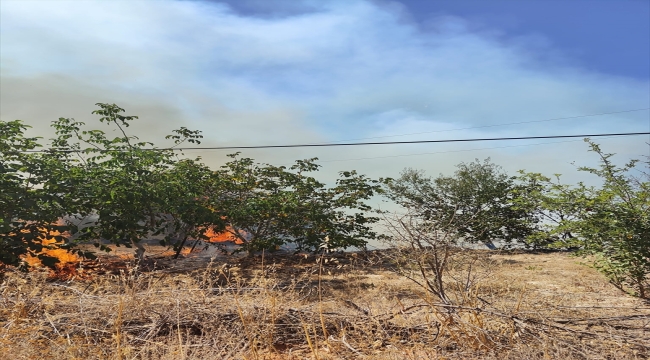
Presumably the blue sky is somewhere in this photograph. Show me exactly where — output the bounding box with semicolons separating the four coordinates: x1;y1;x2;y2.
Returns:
1;0;648;184
389;0;650;79
217;0;650;79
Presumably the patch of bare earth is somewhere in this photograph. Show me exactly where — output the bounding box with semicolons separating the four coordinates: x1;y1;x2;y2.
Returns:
1;250;648;359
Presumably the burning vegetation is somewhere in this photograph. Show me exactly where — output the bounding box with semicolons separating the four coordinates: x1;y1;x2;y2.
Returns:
21;221;79;268
16;221;246;273
204;225;246;245
16;221;82;280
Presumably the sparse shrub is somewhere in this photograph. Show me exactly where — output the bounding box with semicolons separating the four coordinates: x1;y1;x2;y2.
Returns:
563;141;649;298
519;140;650;298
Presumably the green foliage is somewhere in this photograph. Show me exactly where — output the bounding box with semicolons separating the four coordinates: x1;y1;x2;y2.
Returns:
211;154;383;253
8;102;644;300
384;159;536;247
49;103;209;259
0;120;76;267
518;140;649;297
565;141;649;298
1;104;214;267
2;103;383;267
157;158;227;257
511;171;584;249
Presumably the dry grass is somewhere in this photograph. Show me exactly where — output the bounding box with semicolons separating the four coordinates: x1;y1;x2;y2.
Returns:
1;249;649;359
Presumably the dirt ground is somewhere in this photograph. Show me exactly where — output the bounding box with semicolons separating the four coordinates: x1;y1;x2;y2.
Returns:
489;252;644;308
1;248;649;359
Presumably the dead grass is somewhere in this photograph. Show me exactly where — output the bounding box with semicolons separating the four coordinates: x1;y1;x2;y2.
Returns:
1;249;649;359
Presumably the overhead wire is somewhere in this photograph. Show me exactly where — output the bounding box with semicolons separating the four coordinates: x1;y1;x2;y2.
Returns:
292;134;649;164
18;107;650;153
154;132;650;150
22;132;650;153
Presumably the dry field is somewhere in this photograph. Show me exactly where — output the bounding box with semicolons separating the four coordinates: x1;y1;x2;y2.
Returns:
1;248;649;359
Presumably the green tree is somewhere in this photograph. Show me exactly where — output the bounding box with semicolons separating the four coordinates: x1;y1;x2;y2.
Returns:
2;103;383;267
211;154;382;254
385;159;535;248
157;158;227;258
49;103;205;261
0;120;82;268
517;140;649;297
511;171;583;249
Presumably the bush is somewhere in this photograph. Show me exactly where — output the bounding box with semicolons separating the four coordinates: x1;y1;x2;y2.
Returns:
565;141;649;297
519;140;649;297
384;159;537;249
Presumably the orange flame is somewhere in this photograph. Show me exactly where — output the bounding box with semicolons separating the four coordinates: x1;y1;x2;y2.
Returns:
22;220;80;268
204;226;245;245
158;226;246;257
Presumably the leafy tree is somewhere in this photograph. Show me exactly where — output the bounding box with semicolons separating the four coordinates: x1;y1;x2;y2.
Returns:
384;159;535;248
157;158;227;258
3;103;384;267
211;154;382;254
511;171;584;249
0;120;83;268
47;103;205;261
516;140;649;297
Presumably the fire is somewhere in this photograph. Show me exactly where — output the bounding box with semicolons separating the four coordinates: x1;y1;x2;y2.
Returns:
204;225;245;245
22;220;80;269
156;226;246;257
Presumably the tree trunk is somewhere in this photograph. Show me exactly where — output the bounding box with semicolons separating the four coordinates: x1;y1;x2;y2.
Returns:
173;235;190;259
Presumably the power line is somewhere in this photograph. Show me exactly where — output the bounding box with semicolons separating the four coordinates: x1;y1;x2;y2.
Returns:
24;132;650;152
166;132;650;150
318;108;650;143
301;134;647;164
